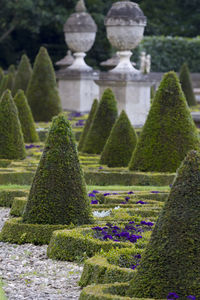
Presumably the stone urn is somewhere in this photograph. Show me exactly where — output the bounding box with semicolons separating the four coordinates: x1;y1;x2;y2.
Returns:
64;0;97;71
105;1;147;73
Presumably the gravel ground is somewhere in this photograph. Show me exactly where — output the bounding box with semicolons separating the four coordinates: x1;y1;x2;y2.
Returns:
0;208;83;300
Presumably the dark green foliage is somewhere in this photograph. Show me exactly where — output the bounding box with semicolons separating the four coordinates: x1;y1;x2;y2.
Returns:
6;72;15;94
100;110;137;167
13;54;33;96
78;99;98;152
0;68;3;82
23;114;93;225
0;90;26;160
179;62;197;106
129;71;200;172
82;89;118;154
127;150;200;299
26;47;62;122
13;90;39;143
0;74;8;96
8;64;16;74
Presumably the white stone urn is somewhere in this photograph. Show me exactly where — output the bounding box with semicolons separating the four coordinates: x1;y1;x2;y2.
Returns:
105;1;147;73
64;0;97;71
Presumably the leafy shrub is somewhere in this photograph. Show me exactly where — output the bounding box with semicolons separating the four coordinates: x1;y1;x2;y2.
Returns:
100;110;137;167
14;89;39;143
129;71;200;172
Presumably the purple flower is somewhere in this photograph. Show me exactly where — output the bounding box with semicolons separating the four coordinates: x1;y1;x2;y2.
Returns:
140;221;154;227
99;166;103;170
91;200;98;204
112;192;119;195
113;239;120;242
187;296;196;300
103;235;113;240
129;221;135;224
88;193;96;197
169;184;173;188
130;265;137;270
134;254;141;259
120;202;126;204
125;197;130;201
128;191;134;194
92;190;100;194
136;200;147;205
151;191;159;194
167;292;179;299
103;193;110;196
92;226;102;231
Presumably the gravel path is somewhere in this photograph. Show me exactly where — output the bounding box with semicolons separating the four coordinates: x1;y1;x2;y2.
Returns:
0;208;83;300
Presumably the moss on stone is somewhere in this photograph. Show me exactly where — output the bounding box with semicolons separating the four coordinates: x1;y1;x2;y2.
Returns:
26;47;62;122
13;54;33;96
23;114;93;225
14;90;39;143
82;89;118;154
100;110;137;167
179;62;197;106
0;90;26;159
129;71;200;172
127;150;200;299
78;99;98;152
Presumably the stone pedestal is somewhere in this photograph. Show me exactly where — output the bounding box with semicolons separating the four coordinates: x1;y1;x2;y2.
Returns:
95;72;153;127
57;69;99;112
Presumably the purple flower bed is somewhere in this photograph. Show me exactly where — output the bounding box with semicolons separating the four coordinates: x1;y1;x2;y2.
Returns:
25;144;42;150
167;293;196;300
92;221;154;244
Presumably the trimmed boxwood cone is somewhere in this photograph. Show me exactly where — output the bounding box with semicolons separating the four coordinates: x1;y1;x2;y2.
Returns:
129;71;200;172
100;110;137;167
13;54;33;96
0;75;8;97
14;90;39;143
23;114;93;225
26;47;62;122
179;62;197;106
0;90;26;159
78;99;98;152
82;88;118;154
127;150;200;299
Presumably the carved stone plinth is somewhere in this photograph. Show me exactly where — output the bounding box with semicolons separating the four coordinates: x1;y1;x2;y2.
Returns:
95;72;153;127
57;69;99;112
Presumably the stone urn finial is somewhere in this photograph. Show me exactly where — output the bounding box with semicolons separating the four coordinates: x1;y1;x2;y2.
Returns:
105;1;147;74
75;0;86;13
63;0;97;71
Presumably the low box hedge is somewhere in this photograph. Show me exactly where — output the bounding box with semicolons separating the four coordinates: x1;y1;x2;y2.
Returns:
0;170;34;185
0;217;73;245
10;197;27;216
47;228;135;261
0;190;29;207
84;171;175;186
0;160;12;168
79;282;164;300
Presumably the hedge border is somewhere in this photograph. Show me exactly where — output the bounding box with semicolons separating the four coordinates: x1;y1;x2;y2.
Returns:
79;282;164;300
0;217;73;245
10;197;27;216
0;190;28;207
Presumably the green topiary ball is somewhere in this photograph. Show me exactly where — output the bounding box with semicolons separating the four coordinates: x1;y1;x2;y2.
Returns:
100;110;137;167
82;88;118;154
23;114;93;225
127;150;200;299
179;62;197;107
0;90;26;159
129;71;200;172
78;99;98;152
14;90;39;143
13;54;33;96
26;47;62;122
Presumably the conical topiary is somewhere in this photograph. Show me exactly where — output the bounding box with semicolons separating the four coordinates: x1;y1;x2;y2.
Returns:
23;114;93;225
26;47;62;121
78;99;98;152
129;71;200;172
127;150;200;299
179;62;197;107
0;90;26;159
8;64;16;75
100;110;137;167
13;54;33;96
6;72;15;93
0;75;8;97
14;90;39;143
82;88;118;154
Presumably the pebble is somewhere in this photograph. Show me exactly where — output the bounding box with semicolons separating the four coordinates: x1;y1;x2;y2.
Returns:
0;208;83;300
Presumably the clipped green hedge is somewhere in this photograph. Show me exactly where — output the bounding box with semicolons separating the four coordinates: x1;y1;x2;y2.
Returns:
47;228;133;261
10;197;27;216
0;217;72;245
134;36;200;72
79;282;163;300
0;171;34;185
0;190;28;207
